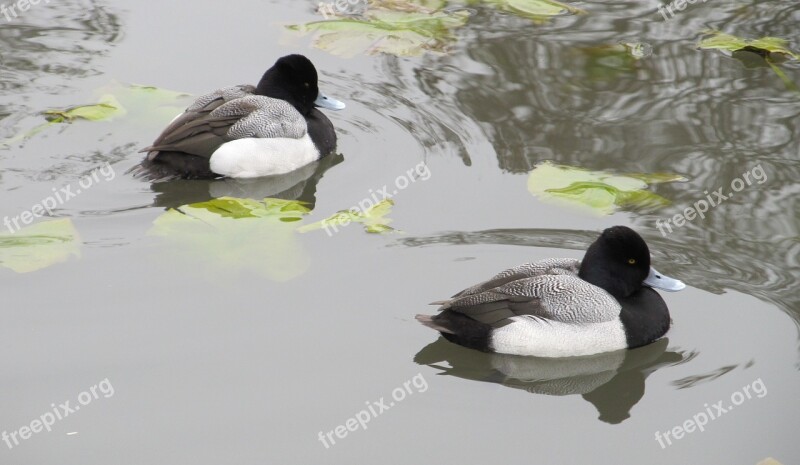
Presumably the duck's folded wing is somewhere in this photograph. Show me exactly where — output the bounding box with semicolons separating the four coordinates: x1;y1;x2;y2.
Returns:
439;274;620;326
142;85;255;151
142;92;307;160
450;258;581;298
185;85;255;112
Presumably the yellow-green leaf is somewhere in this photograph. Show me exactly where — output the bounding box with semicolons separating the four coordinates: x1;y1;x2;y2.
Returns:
0;219;81;273
471;0;584;22
698;31;799;60
287;8;469;57
149;198;312;282
2;82;192;148
43;95;125;123
298;199;397;234
756;459;784;465
527;162;686;216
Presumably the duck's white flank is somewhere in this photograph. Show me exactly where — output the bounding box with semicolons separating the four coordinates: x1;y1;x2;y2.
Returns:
490;316;627;357
209;134;320;178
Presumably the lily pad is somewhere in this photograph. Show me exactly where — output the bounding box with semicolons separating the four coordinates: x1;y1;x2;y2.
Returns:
527;162;686;216
1;83;192;148
287;4;469;57
756;459;784;465
1;95;124;148
149;198;312;282
698;31;799;60
698;31;799;91
472;0;584;21
43;96;125;123
0;219;81;273
298;199;397;234
93;81;194;125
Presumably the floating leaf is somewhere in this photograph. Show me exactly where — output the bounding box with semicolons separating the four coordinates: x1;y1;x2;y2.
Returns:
93;81;194;125
756;459;784;465
527;162;686;216
698;31;799;60
43;95;125;123
149;198;312;282
473;0;584;21
0;219;80;273
1;83;192;148
578;44;641;82
698;31;799;91
620;42;653;59
298;199;397;234
1;95;125;148
287;6;469;57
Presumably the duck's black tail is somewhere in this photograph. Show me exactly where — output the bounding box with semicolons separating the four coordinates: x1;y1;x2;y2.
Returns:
128;151;217;182
415;311;492;352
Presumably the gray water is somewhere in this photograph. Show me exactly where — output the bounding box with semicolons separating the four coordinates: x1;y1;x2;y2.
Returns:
1;0;798;464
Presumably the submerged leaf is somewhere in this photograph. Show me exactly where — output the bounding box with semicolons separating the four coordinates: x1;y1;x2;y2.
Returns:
94;81;194;124
287;7;469;57
698;31;799;91
527;162;686;216
149;198;312;282
2;82;192;148
298;199;397;234
0;219;81;273
756;459;784;465
471;0;584;21
698;31;799;60
43;95;124;123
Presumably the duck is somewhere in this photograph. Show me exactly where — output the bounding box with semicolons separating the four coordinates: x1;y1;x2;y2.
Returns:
416;226;685;358
131;54;345;181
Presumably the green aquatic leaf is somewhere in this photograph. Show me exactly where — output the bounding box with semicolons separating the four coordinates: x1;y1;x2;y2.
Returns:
1;95;125;147
470;0;584;21
93;81;194;124
2;82;192;148
698;31;799;91
190;197;312;220
297;199;397;234
527;162;686;216
372;0;447;11
698;31;799;60
43;95;124;123
0;219;81;273
756;459;784;465
287;8;469;57
149;198;312;282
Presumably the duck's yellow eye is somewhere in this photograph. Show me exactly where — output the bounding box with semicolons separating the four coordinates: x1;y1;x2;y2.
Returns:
304;82;310;88
628;258;636;264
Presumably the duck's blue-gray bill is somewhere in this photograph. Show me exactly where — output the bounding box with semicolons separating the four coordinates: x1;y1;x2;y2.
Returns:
315;92;346;110
644;267;686;291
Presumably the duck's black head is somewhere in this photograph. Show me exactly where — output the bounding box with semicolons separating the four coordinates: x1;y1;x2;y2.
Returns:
256;54;345;116
579;226;654;300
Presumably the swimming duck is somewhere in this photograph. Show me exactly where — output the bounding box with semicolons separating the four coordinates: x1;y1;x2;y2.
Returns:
131;54;345;181
416;226;685;357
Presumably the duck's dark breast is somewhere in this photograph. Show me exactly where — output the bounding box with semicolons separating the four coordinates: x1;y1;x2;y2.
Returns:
306;109;337;156
618;288;671;349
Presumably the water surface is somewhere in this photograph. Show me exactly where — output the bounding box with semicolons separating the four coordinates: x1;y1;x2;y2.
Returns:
1;1;798;464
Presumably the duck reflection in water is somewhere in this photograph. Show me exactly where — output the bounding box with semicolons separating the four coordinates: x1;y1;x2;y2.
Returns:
415;337;685;424
147;152;343;210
